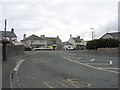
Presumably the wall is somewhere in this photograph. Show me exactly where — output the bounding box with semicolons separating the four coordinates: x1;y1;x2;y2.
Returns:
97;48;119;55
6;44;25;57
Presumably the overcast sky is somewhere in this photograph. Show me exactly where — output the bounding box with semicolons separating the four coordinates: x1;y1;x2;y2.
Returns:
0;0;119;41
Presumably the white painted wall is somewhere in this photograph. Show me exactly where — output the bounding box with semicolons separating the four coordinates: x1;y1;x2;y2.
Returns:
68;37;76;47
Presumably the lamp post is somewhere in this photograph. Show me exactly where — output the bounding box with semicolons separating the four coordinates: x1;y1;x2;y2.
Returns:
90;28;96;50
90;28;95;40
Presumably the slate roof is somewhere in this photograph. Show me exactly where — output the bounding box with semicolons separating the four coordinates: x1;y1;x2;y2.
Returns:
107;32;120;38
45;37;61;41
22;35;61;41
101;32;120;39
22;34;41;41
1;31;17;37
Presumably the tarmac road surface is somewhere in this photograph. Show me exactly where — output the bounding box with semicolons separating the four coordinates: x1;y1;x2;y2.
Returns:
11;50;118;88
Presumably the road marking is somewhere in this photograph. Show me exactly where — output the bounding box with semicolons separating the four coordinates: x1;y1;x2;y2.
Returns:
109;61;113;65
91;59;95;62
62;80;79;88
67;78;91;88
99;68;120;70
56;81;69;88
13;59;24;72
43;82;54;88
82;63;110;65
63;57;119;74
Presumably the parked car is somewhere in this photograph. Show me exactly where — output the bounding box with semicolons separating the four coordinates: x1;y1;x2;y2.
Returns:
25;46;32;51
63;45;75;50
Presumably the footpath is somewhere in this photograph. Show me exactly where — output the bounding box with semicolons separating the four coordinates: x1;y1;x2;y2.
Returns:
2;51;39;89
0;52;34;88
2;53;28;88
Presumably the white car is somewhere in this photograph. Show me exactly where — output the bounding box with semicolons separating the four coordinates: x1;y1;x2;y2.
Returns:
63;45;75;50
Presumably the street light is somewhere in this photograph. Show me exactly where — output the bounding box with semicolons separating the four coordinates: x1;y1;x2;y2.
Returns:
90;28;96;50
90;28;95;40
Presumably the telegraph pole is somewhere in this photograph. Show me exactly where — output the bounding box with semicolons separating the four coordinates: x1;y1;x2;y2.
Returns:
5;19;7;39
3;19;7;61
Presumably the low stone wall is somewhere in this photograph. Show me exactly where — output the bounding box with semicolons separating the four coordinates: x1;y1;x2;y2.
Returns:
97;48;119;55
6;44;25;57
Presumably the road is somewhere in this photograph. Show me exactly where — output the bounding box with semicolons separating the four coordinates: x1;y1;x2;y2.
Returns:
11;50;119;88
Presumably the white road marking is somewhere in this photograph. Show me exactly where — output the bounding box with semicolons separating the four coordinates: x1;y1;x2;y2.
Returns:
13;59;25;72
63;57;119;74
81;63;110;65
100;68;120;70
91;59;95;62
109;61;113;65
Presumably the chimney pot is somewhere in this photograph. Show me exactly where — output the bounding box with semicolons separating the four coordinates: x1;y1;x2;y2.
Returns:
57;35;59;38
11;28;14;33
41;35;43;38
43;35;45;38
23;34;26;40
77;36;80;39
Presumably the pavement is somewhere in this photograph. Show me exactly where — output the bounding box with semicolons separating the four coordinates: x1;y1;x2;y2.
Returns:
2;51;41;88
10;50;119;88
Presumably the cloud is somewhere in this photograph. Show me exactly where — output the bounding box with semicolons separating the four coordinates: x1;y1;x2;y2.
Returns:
1;0;119;41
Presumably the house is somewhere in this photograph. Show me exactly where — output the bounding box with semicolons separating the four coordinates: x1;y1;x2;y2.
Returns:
0;28;17;44
21;34;47;48
68;34;86;50
21;34;62;50
100;32;120;41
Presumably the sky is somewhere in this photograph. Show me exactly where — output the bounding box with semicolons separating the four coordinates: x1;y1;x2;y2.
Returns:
0;0;119;42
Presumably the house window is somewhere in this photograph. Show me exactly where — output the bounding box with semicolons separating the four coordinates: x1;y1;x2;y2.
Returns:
53;40;56;44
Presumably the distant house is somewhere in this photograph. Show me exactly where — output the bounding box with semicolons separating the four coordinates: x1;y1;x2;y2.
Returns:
21;34;62;50
100;32;120;41
0;28;17;44
45;35;62;50
68;34;86;50
21;34;47;48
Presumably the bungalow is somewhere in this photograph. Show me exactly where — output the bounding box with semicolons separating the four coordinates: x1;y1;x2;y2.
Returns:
100;32;120;41
68;34;86;50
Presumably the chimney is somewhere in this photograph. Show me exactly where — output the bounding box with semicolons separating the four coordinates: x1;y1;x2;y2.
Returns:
11;28;14;33
23;34;26;40
43;35;45;38
70;34;72;38
77;36;80;39
41;35;43;38
57;35;59;38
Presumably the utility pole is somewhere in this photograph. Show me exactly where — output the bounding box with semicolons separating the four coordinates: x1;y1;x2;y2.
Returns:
5;19;7;40
3;19;7;61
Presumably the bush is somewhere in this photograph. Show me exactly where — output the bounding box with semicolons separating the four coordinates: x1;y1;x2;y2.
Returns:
86;38;119;50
